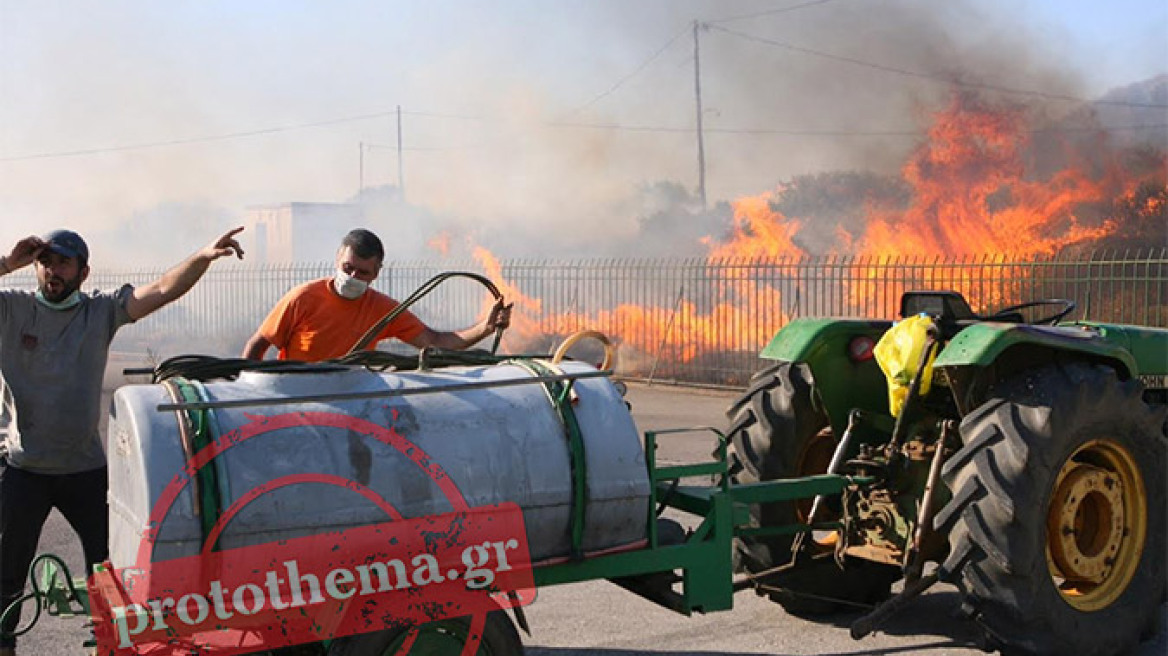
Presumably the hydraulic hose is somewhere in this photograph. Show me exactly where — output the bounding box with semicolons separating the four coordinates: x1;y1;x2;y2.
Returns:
346;271;505;356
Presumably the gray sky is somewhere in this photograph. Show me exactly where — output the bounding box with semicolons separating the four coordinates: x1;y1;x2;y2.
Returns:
1;0;1165;263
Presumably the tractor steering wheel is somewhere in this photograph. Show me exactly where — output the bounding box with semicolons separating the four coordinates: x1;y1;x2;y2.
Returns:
985;299;1077;325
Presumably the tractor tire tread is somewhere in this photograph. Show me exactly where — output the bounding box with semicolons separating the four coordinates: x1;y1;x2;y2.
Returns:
938;362;1166;656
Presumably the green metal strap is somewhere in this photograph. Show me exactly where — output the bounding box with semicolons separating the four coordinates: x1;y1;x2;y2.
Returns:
645;426;731;547
167;378;224;548
726;474;852;505
510;360;589;559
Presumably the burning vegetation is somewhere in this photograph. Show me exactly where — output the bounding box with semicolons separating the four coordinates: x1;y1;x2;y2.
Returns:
716;92;1165;261
448;89;1166;377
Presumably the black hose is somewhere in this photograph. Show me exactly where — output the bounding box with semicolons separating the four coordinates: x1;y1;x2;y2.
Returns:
150;355;348;383
346;271;504;355
0;554;84;639
149;349;537;383
148;271;510;382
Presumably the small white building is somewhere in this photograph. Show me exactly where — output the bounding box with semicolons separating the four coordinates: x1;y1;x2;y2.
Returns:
245;202;362;263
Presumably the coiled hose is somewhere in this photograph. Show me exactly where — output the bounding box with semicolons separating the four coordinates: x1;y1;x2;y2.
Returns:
146;271;508;382
346;271;505;355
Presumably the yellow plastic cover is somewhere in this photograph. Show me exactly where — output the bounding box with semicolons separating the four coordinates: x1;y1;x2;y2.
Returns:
873;314;937;417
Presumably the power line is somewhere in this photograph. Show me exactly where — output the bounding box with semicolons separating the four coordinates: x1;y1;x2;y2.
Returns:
564;24;690;117
707;0;857;25
711;123;1168;136
1029;124;1168;134
564;1;855;118
362;141;486;152
540;121;690;133
548;122;1167;137
709;25;1168;110
400;109;487;121
1;8;1163;164
0;111;403;162
0;107;504;162
2;111;1162;164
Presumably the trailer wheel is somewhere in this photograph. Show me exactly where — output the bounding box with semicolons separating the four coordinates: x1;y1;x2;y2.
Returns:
326;611;523;655
726;361;897;615
936;363;1166;656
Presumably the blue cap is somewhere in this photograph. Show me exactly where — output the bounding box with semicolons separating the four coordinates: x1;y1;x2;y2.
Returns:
43;229;89;264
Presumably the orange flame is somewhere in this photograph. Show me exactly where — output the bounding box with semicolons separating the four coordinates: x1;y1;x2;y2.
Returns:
459;92;1160;373
707;191;806;260
472;245;779;364
426;231;452;256
707;94;1155;312
472;246;545;343
857;95;1116;258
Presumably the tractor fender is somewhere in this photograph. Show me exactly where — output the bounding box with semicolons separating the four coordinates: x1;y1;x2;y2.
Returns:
760;317;891;363
759;318;893;433
1073;322;1168;378
933;322;1141;378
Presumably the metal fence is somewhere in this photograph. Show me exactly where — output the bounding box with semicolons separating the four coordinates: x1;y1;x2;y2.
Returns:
6;249;1164;387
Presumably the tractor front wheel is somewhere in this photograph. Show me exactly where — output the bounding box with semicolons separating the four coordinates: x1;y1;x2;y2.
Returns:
937;363;1165;656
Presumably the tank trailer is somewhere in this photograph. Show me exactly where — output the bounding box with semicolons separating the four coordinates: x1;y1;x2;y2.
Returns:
4;289;1165;656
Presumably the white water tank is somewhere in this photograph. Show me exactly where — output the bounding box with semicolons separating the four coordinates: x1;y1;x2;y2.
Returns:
106;361;649;571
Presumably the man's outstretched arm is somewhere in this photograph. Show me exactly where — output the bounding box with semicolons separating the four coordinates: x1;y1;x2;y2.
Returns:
406;298;512;351
125;227;244;321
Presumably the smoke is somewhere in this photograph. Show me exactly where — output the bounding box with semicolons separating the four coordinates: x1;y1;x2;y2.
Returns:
0;1;1163;265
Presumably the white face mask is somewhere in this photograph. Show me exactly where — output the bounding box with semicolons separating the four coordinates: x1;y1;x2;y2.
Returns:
332;269;369;299
35;289;82;310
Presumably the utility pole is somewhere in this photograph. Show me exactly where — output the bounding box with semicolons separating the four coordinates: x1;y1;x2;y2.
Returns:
358;141;364;198
692;20;707;210
396;105;405;202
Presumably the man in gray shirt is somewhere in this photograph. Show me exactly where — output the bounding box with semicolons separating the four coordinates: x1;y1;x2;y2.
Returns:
0;227;244;655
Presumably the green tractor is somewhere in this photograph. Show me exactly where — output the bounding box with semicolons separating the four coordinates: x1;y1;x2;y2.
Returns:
727;290;1166;656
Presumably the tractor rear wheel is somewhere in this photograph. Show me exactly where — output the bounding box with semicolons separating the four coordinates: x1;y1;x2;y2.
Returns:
726;361;898;615
326;611;523;655
936;363;1166;656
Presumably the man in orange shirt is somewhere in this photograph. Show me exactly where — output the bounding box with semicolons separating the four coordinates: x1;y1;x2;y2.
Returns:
242;229;510;361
